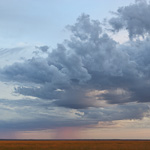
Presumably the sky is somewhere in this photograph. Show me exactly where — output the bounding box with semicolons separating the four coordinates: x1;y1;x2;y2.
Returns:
0;0;150;139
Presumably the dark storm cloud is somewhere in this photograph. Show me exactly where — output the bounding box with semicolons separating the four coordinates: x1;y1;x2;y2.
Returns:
0;98;96;131
109;0;150;39
1;57;67;84
83;103;149;121
1;2;150;111
1;1;150;131
53;88;98;109
0;98;149;131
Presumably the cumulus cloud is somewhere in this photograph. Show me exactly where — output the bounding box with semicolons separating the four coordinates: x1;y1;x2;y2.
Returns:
109;0;150;39
1;12;150;110
35;46;49;52
0;1;150;131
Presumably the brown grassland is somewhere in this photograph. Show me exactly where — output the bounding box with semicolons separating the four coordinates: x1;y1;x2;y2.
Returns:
0;140;150;150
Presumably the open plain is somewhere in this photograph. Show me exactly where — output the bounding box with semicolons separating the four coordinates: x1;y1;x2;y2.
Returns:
0;140;150;150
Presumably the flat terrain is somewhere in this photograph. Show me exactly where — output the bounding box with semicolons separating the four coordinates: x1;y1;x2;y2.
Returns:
0;140;150;150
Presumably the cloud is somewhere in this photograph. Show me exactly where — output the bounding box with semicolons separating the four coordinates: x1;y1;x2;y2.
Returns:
0;98;149;131
109;0;150;39
35;46;49;53
1;1;150;131
0;45;45;68
0;98;99;131
35;45;49;53
1;12;150;110
83;103;149;121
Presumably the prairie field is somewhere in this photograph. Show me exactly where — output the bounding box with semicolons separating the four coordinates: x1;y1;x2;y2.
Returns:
0;140;150;150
